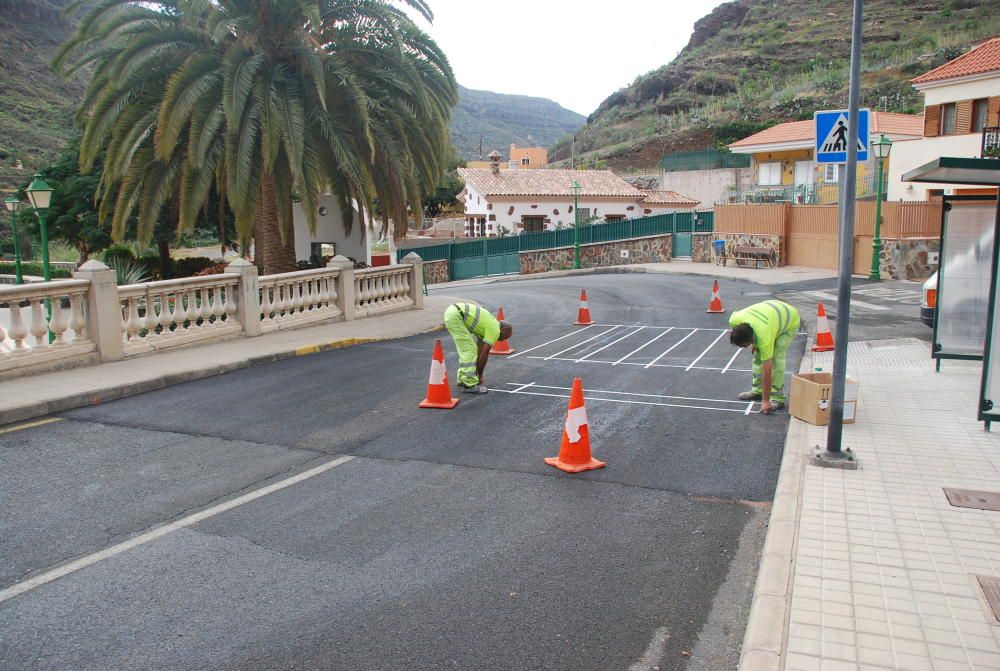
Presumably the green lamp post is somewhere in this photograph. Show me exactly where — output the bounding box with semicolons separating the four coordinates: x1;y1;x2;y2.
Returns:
3;195;23;285
25;174;54;284
570;180;582;270
868;134;893;281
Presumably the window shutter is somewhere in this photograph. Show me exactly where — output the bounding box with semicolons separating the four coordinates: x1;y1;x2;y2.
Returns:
924;105;940;137
989;97;1000;127
956;100;973;133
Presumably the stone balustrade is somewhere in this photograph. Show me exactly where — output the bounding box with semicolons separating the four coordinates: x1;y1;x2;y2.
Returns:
0;254;424;379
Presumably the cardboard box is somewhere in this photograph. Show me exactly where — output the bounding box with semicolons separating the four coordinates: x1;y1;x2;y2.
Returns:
789;372;859;425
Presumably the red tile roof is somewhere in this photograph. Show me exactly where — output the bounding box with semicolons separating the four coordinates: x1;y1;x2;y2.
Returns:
911;36;1000;84
456;168;645;198
728;113;923;149
640;190;700;205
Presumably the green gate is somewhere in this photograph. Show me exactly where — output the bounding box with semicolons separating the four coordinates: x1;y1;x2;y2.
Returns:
486;237;520;276
673;211;694;257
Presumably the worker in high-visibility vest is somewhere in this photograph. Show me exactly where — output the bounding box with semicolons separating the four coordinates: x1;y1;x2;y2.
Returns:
729;300;800;415
443;303;513;394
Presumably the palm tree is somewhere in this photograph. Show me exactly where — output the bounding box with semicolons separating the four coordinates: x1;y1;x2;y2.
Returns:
55;0;457;274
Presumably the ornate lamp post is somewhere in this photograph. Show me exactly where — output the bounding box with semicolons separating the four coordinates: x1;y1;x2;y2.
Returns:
571;180;582;269
25;174;54;284
868;134;893;281
3;195;23;284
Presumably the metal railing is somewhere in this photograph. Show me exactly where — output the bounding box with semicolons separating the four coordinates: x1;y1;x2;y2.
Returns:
983;126;1000;159
719;174;879;205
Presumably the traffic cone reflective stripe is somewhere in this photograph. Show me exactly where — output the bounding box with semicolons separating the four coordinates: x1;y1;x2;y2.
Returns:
574;290;595;325
419;339;460;409
707;280;724;313
812;303;835;352
545;377;605;473
490;306;514;355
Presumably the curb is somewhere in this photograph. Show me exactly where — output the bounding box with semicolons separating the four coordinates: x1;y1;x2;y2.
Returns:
0;330;441;429
737;348;814;671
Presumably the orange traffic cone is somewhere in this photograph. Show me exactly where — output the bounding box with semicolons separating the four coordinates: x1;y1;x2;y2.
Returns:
490;306;515;355
419;339;460;409
545;378;606;473
707;280;724;313
812;303;835;352
574;290;595;325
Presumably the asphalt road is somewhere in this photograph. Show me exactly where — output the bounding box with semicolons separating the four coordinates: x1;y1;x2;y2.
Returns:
0;272;853;670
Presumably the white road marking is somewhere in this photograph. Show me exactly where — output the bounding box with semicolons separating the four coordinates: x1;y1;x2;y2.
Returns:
628;627;671;671
544;326;621;360
507;324;597;358
504;382;753;405
491;385;757;414
509;382;535;393
0;455;356;604
645;329;698;368
805;290;890;311
745;401;755;416
686;330;728;371
614;327;673;365
528;355;751;373
721;348;742;375
576;326;645;362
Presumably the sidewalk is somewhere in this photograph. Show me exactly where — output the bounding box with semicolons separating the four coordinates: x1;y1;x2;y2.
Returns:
0;295;457;427
741;339;1000;671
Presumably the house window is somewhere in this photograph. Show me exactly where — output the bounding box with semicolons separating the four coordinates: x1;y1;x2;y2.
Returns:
521;157;530;165
605;215;625;222
576;207;591;222
758;161;782;185
823;164;839;183
940;103;957;135
521;216;545;233
972;98;990;133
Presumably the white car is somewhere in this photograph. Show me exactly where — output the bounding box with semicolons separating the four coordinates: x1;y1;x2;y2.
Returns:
921;272;936;328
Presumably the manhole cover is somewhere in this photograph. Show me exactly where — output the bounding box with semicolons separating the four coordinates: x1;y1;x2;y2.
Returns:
976;575;1000;622
944;488;1000;512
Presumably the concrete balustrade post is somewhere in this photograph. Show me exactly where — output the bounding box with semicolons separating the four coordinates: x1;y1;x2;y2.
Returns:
327;255;356;321
74;260;123;362
402;252;424;309
226;258;262;337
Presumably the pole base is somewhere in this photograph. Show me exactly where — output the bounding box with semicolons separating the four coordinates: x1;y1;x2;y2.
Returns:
810;445;858;470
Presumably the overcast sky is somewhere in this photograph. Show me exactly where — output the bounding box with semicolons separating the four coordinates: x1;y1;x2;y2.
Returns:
410;0;730;116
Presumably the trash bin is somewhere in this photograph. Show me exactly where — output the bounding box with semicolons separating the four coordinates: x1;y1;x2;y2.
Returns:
713;239;725;264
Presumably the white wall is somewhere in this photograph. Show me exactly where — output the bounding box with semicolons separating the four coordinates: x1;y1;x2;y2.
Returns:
661;168;752;206
464;184;488;217
921;76;1000;106
887;134;988;201
292;195;369;264
487;198;649;234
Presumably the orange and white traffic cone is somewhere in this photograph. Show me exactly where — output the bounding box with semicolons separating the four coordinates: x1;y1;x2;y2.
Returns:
574;290;595;325
706;280;724;313
545;377;606;473
490;306;515;355
418;339;460;409
812;303;835;352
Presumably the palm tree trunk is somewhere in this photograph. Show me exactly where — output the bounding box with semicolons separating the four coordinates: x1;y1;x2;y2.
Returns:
253;173;297;274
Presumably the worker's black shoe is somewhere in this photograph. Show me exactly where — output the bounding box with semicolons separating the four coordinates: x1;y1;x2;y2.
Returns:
461;384;488;394
738;391;762;401
771;401;785;411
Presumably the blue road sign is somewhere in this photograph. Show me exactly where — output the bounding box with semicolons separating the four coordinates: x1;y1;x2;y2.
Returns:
815;109;869;163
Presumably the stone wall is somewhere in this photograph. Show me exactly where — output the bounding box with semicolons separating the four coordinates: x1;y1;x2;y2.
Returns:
692;233;715;263
719;233;783;267
423;259;449;285
881;237;939;281
520;235;672;275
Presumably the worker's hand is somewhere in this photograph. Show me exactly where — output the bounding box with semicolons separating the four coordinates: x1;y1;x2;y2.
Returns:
760;400;774;415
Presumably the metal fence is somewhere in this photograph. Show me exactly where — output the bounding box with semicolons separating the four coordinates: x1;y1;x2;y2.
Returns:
719;174;879;205
661;149;750;173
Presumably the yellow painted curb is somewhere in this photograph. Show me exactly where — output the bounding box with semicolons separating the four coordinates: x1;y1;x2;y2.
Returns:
0;417;65;434
294;337;382;357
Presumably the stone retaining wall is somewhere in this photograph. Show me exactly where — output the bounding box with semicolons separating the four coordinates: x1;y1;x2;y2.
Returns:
881;237;939;281
692;233;714;263
520;234;672;275
423;259;449;285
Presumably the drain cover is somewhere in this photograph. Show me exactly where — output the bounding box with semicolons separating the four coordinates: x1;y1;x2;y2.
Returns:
976;575;1000;622
943;488;1000;511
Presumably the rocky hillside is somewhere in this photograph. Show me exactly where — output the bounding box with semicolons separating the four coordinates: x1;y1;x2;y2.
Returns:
553;0;1000;171
451;85;585;161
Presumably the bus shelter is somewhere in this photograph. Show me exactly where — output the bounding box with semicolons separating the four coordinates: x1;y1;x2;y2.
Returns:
903;157;1000;428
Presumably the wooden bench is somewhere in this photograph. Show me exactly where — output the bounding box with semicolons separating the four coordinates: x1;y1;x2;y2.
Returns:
728;245;774;269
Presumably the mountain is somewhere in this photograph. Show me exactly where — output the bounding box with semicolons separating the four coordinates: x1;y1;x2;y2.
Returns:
451;85;585;161
552;0;1000;171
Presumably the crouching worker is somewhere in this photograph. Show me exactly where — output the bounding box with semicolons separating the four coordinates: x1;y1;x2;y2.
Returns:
443;303;513;394
729;300;800;415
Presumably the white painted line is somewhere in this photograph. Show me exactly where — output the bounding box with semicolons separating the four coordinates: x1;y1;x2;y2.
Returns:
508;324;597;358
528;355;752;373
614;327;673;365
0;455;356;604
544;326;620;361
745;401;755;416
508;382;535;394
805;290;890;312
721;348;742;375
686;330;728;372
491;387;754;414
504;382;751;405
645;329;698;369
576;327;645;362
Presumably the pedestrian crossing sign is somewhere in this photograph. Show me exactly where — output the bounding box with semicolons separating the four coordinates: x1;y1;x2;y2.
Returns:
814;109;869;164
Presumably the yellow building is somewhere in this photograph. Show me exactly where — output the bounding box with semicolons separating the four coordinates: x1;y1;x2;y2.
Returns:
727;113;923;203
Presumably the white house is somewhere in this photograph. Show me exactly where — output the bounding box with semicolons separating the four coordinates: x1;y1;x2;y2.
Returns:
291;196;395;266
456;164;698;237
888;36;1000;201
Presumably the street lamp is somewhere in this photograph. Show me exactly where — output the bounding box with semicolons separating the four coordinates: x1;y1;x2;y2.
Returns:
3;195;23;284
25;174;53;284
869;134;893;281
570;180;582;269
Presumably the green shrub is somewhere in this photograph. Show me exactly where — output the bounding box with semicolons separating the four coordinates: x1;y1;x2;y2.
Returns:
170;256;216;278
106;257;152;285
137;252;166;280
103;244;136;265
0;262;72;278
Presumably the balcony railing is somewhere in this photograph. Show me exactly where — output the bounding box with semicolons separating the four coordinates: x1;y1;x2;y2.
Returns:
718;174;880;205
983;126;1000;159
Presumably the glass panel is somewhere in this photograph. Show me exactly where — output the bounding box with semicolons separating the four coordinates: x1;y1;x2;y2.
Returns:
936;201;997;358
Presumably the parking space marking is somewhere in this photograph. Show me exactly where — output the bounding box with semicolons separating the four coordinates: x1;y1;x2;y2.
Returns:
491;382;758;414
544;326;622;361
645;329;698;368
614;327;673;365
528;355;752;373
686;331;729;371
576;326;645;363
507;324;597;358
722;348;743;375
